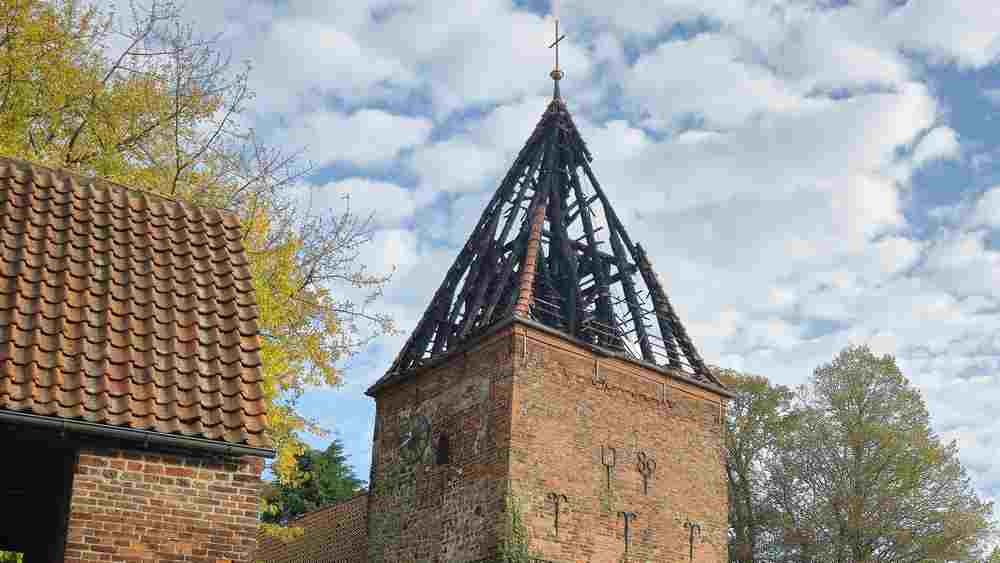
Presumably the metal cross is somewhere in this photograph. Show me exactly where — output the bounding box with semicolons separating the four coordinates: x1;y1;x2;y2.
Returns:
548;18;567;73
684;520;703;562
619;511;638;555
601;445;617;492
636;451;656;495
547;492;568;537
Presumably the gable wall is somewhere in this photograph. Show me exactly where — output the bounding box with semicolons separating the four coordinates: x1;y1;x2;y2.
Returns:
508;323;729;562
366;326;516;563
64;445;263;563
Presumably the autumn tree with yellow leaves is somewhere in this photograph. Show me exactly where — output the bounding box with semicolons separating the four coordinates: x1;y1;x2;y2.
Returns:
0;0;393;512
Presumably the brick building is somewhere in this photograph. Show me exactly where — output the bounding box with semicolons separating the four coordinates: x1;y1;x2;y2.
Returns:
0;157;273;562
260;71;732;562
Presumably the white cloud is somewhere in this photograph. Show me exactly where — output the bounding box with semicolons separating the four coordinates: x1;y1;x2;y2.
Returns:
923;230;1000;298
911;126;961;168
370;228;420;275
407;140;504;194
872;236;923;276
311;178;423;227
627;33;801;128
363;0;591;113
969;186;1000;229
887;0;1000;68
474;96;553;154
275;109;432;167
689;309;744;341
183;0;1000;518
250;19;413;113
560;0;704;37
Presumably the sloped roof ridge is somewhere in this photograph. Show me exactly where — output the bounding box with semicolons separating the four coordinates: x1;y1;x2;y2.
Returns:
0;155;237;219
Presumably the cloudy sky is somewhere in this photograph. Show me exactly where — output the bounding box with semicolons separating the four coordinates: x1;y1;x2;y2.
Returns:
175;0;1000;508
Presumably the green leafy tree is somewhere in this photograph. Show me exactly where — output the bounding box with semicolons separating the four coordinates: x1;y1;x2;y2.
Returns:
262;439;365;525
714;367;797;563
769;345;994;563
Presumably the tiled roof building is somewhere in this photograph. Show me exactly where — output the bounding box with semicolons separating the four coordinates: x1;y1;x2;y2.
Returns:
0;157;272;562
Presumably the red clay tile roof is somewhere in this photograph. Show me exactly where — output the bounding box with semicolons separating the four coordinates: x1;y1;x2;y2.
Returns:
0;157;269;448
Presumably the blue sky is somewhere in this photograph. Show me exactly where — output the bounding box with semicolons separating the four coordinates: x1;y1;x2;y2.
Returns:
173;0;1000;509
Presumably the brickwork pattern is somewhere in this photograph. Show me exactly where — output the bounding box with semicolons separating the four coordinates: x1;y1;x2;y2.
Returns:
256;493;368;563
366;327;515;563
365;322;728;563
64;445;263;563
509;324;728;562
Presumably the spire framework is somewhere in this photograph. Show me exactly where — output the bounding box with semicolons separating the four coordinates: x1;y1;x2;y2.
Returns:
386;99;720;386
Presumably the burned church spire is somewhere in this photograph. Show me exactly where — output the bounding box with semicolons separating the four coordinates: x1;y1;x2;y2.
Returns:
378;20;721;390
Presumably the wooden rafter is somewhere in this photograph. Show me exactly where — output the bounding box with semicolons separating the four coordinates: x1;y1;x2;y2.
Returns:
381;97;720;390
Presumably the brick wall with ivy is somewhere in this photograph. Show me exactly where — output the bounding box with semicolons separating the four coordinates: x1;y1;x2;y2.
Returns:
366;326;516;562
355;320;728;563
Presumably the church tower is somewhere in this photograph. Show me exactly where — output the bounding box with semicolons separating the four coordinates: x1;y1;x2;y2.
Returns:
365;29;732;562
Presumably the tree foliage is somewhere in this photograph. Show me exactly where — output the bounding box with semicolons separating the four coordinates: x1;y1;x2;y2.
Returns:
715;367;797;563
723;346;995;563
261;439;365;525
0;0;393;486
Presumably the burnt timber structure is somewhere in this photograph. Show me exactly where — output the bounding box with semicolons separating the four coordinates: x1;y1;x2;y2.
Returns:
376;89;719;391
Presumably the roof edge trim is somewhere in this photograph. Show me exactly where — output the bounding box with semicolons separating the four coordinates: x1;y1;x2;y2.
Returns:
0;155;234;217
514;316;735;399
368;315;734;399
0;409;276;458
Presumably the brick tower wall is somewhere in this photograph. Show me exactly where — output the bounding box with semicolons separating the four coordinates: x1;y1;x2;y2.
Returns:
255;493;369;563
508;323;729;563
366;326;516;563
64;446;264;563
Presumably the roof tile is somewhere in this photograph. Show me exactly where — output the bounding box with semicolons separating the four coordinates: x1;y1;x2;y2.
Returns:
0;157;269;448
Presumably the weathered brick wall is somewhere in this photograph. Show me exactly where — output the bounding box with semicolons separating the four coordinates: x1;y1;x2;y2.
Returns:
508;323;728;562
365;320;728;563
367;326;515;563
255;493;369;563
64;446;264;563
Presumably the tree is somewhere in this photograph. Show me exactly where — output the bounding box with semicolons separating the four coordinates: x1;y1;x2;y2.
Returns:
0;0;393;485
769;345;994;563
262;439;365;525
715;367;797;563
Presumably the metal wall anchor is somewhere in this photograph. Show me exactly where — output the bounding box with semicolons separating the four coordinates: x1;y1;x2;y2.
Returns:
601;445;617;492
547;492;568;537
636;451;656;495
684;520;703;562
619;511;638;554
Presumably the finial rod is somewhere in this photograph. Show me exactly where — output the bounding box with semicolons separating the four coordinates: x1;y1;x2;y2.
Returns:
548;15;566;99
